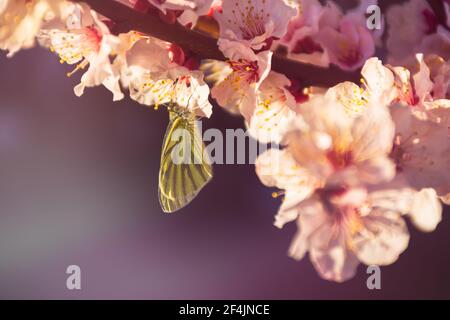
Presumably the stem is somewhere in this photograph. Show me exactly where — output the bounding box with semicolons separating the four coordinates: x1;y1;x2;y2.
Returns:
73;0;361;86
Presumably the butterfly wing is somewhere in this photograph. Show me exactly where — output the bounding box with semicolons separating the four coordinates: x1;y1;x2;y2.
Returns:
158;112;213;213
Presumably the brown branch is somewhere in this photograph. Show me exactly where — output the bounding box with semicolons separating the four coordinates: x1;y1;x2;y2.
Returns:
73;0;362;86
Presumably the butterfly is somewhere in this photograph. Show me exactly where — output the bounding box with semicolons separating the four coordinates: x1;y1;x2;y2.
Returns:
158;99;213;213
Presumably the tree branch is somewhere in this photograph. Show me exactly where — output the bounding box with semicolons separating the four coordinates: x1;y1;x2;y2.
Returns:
74;0;361;87
70;0;450;87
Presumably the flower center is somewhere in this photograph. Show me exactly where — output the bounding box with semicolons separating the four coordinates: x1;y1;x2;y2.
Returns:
319;186;365;237
337;45;362;68
327;149;353;170
48;26;102;77
231;3;267;40
228;59;260;84
50;27;101;65
287;79;310;103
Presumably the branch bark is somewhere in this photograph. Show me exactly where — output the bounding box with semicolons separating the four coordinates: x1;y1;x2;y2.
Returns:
73;0;361;87
73;0;448;87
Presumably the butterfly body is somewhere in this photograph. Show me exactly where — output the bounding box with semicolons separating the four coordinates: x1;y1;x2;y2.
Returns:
158;104;213;213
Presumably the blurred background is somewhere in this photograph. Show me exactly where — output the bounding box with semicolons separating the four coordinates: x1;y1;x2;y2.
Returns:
1;1;450;299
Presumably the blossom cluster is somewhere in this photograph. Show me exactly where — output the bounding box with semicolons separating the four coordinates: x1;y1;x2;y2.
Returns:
1;0;449;282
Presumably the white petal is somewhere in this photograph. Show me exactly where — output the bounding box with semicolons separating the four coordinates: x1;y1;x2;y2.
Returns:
248;72;297;143
288;198;330;259
368;183;415;215
361;57;395;104
413;53;434;102
326;82;368;117
351;104;394;161
353;209;410;266
441;193;450;205
309;227;360;283
391;105;450;196
356;156;395;185
410;188;442;232
274;188;314;229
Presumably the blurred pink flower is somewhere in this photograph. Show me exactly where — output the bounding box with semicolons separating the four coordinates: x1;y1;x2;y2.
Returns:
256;92;396;228
391;104;450;199
256;148;320;229
317;15;374;71
280;0;332;67
287;185;410;282
386;0;450;67
389;54;450;123
286;96;395;188
0;0;72;56
280;0;380;70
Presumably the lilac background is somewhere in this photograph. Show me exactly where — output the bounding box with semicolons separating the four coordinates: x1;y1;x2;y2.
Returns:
1;2;450;299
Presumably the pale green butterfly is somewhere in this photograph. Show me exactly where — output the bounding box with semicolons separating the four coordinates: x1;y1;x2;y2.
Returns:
158;93;213;213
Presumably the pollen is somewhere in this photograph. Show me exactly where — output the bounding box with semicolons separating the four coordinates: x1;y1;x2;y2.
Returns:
229;1;267;40
228;59;259;84
272;191;285;199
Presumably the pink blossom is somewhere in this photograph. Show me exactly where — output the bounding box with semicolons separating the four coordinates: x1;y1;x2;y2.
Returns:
391;104;450;198
120;0;214;27
280;0;379;70
255;148;320;228
211;39;272;121
0;0;73;57
287;185;410;282
287;98;395;188
389;54;450;123
247;71;298;143
40;3;124;100
279;0;333;67
256;92;396;228
214;0;297;51
149;0;214;27
324;58;396;118
117;36;212;117
386;0;450;67
317;15;375;71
